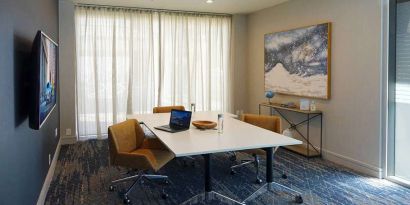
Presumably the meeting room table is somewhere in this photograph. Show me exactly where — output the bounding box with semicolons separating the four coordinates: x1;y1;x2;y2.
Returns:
127;111;303;204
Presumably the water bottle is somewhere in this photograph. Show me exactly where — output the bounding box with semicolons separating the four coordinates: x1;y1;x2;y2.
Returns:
283;128;293;138
218;114;224;134
235;110;243;119
190;103;196;112
310;100;316;111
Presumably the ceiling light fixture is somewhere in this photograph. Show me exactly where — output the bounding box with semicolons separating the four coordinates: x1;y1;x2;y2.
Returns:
206;0;214;4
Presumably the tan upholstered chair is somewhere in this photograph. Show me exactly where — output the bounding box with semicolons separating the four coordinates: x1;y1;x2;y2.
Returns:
230;114;286;184
108;119;174;204
153;105;185;113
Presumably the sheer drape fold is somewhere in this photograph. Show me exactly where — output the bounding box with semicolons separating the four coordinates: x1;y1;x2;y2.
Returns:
75;6;231;138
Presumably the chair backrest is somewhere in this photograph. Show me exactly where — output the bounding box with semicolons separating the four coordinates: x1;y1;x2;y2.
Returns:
108;119;145;163
241;114;281;133
153;105;185;113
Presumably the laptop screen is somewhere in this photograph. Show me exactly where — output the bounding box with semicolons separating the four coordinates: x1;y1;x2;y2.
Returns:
169;109;192;129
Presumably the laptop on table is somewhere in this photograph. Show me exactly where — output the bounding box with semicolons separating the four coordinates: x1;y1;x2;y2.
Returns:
154;109;192;133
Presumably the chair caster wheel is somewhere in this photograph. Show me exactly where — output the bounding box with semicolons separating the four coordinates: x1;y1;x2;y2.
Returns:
295;195;303;204
255;178;263;184
109;185;116;192
161;193;169;199
230;170;236;175
123;196;131;204
282;174;287;179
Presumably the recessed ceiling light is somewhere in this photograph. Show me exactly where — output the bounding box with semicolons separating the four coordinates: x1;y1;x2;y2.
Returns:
206;0;214;3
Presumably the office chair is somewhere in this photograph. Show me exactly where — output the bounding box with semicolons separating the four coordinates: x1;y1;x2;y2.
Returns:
152;105;195;167
153;105;186;114
108;119;174;204
230;114;287;184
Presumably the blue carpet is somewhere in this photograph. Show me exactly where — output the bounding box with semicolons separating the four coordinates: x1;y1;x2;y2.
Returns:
45;140;410;205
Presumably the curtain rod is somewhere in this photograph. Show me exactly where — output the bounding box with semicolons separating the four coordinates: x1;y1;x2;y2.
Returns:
75;3;232;17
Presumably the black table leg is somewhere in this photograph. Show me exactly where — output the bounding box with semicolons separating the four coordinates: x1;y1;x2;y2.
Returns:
265;147;273;183
203;154;212;192
181;153;243;204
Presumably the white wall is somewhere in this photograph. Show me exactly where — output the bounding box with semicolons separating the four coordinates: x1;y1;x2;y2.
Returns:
232;15;249;113
59;0;77;144
246;0;383;177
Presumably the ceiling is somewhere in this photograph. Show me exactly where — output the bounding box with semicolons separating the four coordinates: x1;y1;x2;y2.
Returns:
71;0;288;14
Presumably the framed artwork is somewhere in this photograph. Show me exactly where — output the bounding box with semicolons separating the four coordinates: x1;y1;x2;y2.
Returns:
264;22;331;99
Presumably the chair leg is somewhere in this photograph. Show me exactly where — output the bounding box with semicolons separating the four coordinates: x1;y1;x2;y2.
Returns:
142;174;169;186
109;170;170;204
144;174;168;181
229;152;237;161
122;173;144;204
125;173;144;196
182;156;195;167
230;160;254;174
111;174;141;184
140;175;169;199
228;150;288;184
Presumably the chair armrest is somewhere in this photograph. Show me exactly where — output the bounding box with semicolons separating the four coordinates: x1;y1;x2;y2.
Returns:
141;138;169;150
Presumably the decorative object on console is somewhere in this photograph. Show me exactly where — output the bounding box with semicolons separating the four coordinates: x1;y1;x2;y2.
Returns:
280;102;297;109
265;91;275;104
300;99;310;111
264;22;331;99
192;121;217;130
310;100;317;111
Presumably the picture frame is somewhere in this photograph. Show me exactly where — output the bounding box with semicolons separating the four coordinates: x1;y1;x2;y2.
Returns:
264;22;331;99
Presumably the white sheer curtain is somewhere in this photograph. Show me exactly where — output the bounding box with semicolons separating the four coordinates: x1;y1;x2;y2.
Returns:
159;13;232;111
75;6;231;138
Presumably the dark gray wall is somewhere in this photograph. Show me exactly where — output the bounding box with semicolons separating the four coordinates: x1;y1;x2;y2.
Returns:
0;0;59;204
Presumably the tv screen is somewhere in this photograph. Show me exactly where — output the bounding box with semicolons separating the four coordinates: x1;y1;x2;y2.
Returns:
29;31;58;130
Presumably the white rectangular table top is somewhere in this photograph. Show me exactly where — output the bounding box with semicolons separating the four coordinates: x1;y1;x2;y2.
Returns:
127;111;302;157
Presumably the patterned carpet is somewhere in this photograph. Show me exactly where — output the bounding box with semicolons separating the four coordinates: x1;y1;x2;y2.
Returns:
45;140;410;205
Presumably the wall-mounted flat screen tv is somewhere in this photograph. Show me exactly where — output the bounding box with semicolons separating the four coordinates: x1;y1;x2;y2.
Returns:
29;31;58;130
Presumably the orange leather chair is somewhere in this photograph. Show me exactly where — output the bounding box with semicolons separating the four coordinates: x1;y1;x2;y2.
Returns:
230;114;286;184
153;105;185;113
108;119;174;204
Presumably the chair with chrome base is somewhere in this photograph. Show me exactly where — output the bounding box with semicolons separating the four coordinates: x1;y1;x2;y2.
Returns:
153;105;186;114
153;105;195;167
108;119;174;204
230;114;288;184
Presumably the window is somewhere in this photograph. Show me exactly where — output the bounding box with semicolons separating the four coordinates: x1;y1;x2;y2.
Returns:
75;6;232;138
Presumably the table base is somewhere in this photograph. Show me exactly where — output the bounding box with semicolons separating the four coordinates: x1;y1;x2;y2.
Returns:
243;182;303;204
180;191;244;205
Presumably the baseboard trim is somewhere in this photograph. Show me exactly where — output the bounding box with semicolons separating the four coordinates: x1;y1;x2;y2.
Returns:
60;136;77;145
322;148;383;178
36;138;61;205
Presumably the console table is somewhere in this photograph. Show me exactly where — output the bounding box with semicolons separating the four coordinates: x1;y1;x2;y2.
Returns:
259;102;322;158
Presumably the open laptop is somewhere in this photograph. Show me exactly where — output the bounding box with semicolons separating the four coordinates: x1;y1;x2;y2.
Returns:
154;109;192;133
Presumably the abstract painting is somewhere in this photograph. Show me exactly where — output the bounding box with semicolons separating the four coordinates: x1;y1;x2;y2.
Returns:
264;23;331;99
